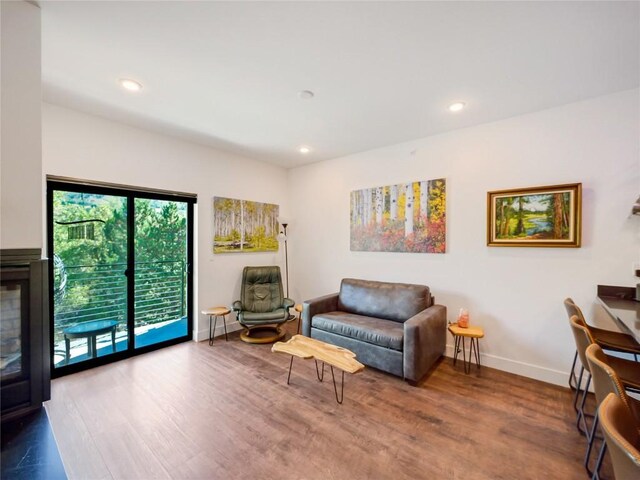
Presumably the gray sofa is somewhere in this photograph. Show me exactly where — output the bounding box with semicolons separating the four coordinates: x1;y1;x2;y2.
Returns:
302;278;447;384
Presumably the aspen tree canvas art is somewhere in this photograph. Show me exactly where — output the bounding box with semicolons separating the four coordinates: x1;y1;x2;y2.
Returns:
350;179;446;253
213;197;279;253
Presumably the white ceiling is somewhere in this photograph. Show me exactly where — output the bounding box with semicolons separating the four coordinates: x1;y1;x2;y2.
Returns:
41;1;640;168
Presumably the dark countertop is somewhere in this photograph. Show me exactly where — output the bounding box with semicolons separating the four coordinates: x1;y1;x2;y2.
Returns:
597;285;640;343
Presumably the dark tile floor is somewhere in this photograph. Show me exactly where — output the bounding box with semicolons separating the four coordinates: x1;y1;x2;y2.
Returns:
1;408;66;480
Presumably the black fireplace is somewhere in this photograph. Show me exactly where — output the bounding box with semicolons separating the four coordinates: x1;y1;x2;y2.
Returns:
1;249;50;421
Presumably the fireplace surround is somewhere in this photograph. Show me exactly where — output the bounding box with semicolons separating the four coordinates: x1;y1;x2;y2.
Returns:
0;249;50;421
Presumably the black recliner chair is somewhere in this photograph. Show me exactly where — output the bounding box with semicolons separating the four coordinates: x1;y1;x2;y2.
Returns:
233;266;293;344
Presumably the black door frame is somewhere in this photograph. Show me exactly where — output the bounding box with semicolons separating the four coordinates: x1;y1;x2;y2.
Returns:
47;180;196;378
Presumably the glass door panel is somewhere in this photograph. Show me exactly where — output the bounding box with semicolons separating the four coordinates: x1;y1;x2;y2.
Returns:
51;190;128;368
134;198;188;348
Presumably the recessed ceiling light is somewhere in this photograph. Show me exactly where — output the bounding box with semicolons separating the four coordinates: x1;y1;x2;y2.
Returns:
298;146;311;154
448;102;465;112
298;90;314;100
119;78;143;92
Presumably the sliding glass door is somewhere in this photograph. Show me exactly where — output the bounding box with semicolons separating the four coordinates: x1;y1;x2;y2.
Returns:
50;190;129;367
134;198;188;349
48;181;194;376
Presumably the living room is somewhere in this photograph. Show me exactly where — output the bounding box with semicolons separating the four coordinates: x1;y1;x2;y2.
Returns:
1;1;639;479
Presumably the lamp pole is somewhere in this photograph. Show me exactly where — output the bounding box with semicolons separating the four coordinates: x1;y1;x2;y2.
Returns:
281;223;289;298
280;222;295;321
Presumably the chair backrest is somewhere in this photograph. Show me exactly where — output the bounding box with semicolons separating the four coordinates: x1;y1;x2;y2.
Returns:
338;278;431;323
564;298;585;322
599;393;640;480
585;343;632;410
569;315;595;373
240;266;284;313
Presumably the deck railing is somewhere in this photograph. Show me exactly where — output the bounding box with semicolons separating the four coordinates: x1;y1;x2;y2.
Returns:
53;260;185;342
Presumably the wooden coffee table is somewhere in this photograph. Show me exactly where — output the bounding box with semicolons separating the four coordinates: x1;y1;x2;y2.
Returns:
272;335;364;404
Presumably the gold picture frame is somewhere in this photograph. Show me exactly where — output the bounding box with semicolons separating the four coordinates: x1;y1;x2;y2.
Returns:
487;183;582;247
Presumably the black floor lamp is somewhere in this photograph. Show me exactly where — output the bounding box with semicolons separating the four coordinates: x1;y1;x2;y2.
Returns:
279;219;294;320
281;222;290;295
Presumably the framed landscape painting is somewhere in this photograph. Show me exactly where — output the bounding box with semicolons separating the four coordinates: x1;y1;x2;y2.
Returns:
350;178;446;253
213;197;279;253
487;183;582;247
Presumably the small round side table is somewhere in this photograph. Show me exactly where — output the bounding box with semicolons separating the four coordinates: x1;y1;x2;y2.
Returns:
294;304;303;334
202;307;230;345
448;322;484;374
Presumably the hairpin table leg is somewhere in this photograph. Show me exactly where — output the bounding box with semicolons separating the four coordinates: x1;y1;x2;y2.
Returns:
287;355;294;385
453;335;461;366
462;337;469;374
330;366;345;404
473;338;481;369
315;360;325;382
209;315;218;346
222;315;228;341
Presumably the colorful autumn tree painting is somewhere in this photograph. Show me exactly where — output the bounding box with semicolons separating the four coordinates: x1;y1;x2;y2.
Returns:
350;179;446;253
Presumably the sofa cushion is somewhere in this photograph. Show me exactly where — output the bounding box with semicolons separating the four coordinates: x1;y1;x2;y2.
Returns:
338;278;431;323
312;311;404;351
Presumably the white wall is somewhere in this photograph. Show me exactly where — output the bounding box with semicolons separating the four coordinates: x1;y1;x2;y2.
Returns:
42;103;290;340
288;88;640;386
1;1;42;249
42;89;639;385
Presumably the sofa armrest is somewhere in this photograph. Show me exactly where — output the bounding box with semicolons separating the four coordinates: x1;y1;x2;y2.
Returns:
403;304;447;382
302;292;339;337
283;298;294;309
232;300;242;312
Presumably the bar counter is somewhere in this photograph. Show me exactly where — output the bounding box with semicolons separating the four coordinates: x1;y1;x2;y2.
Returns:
597;285;640;343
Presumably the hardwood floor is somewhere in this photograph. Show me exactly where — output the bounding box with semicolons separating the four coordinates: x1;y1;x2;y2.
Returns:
45;323;602;479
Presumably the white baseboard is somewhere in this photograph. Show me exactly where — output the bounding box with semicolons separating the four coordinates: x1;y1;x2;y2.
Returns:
190;332;573;389
195;320;243;343
444;344;570;388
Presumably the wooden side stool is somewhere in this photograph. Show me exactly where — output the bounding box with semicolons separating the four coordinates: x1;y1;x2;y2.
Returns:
202;306;230;345
448;322;484;374
294;304;303;334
